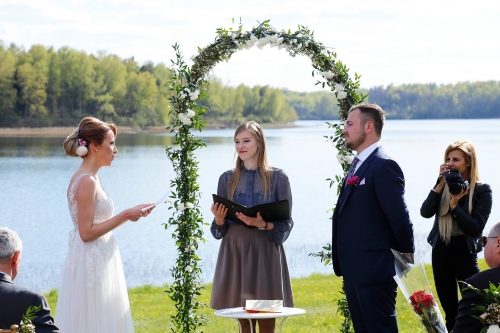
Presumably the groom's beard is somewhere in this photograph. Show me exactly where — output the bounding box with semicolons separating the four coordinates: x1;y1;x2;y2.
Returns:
345;131;366;151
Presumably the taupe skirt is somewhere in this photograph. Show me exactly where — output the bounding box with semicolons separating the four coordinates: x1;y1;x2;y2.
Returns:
210;224;294;309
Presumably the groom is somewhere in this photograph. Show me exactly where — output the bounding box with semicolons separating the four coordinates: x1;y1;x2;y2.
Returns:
331;103;414;332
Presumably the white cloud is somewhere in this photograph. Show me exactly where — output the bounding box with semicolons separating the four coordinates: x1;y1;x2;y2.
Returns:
0;0;499;91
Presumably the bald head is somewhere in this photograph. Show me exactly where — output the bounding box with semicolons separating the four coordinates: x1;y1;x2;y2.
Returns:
485;222;500;269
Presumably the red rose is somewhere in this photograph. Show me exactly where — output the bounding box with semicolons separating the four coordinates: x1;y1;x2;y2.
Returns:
421;294;435;308
346;175;359;185
412;304;423;315
410;290;426;303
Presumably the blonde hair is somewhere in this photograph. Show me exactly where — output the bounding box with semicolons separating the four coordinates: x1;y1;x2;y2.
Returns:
228;121;272;200
63;117;117;157
439;140;480;243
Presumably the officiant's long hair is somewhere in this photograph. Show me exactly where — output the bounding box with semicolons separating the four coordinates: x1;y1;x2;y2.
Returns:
63;117;117;158
228;121;272;200
439;140;480;243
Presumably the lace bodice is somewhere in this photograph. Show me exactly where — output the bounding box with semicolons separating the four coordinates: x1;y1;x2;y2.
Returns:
67;173;114;228
65;173;116;288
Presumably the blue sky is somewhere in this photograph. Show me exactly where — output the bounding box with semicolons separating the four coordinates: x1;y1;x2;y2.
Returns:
0;0;499;91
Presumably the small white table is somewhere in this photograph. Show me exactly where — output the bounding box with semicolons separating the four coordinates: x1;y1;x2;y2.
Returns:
214;307;306;333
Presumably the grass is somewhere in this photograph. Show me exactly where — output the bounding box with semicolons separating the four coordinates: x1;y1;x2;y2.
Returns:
45;260;489;332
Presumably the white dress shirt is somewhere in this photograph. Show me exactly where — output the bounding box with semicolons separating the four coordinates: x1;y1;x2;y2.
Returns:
353;141;380;174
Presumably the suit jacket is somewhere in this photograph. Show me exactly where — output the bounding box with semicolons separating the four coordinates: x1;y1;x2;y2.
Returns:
452;267;500;333
0;272;59;333
332;146;414;284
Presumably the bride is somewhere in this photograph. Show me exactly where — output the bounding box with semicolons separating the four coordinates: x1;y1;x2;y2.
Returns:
56;117;154;332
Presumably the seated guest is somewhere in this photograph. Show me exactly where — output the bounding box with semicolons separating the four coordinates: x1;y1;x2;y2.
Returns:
453;221;500;333
0;227;59;332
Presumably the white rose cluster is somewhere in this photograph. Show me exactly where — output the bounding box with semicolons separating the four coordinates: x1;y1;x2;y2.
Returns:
336;154;354;164
334;83;347;100
319;71;335;79
234;32;313;58
177;109;196;126
179;89;200;101
178;202;195;211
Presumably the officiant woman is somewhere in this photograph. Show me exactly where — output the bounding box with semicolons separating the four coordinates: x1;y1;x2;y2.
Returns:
210;120;294;333
420;140;492;331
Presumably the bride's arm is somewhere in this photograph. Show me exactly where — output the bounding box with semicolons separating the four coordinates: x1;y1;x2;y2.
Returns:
76;175;151;243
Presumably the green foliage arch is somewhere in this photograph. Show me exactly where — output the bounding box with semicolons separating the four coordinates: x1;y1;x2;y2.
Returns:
165;19;366;332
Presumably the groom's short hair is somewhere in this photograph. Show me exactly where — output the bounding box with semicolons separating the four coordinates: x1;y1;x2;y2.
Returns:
0;227;22;264
349;103;385;137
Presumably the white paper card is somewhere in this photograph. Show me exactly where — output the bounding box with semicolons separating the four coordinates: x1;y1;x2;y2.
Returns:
141;191;170;212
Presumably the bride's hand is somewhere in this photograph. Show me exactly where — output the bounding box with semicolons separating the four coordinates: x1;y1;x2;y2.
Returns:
127;204;155;221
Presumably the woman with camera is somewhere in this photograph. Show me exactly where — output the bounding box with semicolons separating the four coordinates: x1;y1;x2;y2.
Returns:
421;140;492;331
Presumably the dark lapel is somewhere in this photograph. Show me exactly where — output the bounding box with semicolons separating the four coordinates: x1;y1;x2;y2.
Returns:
338;147;380;214
0;272;13;284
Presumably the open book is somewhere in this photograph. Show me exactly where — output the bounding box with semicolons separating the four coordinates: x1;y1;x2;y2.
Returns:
244;300;283;313
212;194;290;229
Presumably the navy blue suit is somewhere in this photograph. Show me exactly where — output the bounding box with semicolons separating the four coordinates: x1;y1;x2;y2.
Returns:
452;267;500;333
0;273;58;332
332;146;414;332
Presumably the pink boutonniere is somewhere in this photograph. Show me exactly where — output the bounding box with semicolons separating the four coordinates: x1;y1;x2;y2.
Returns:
346;175;359;186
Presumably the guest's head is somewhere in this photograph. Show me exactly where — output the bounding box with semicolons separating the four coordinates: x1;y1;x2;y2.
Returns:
0;227;22;280
443;140;479;184
63;117;118;166
343;103;385;152
484;222;500;269
228;120;271;200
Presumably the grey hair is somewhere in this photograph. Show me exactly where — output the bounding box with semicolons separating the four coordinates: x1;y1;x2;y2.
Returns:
0;227;22;264
489;222;500;237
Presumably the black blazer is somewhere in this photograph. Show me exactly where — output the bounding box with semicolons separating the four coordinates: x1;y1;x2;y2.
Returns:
0;273;58;332
331;146;415;284
421;182;492;254
452;267;500;333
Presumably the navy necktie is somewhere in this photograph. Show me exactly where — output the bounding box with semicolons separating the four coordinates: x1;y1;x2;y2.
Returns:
346;157;360;180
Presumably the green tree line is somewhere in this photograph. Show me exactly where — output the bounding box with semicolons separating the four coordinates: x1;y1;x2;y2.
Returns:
0;42;172;128
367;82;500;119
1;42;499;128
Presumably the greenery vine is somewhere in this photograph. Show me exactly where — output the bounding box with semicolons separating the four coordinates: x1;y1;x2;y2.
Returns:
165;18;366;332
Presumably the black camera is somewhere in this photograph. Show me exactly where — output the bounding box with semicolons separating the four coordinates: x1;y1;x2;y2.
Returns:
443;170;469;195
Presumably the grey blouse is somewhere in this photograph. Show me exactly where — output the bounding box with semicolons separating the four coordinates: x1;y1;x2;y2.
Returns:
210;166;294;245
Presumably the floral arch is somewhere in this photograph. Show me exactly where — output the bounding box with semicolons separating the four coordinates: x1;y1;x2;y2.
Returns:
164;19;366;332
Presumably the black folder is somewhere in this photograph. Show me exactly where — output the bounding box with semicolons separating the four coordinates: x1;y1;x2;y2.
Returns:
212;194;290;229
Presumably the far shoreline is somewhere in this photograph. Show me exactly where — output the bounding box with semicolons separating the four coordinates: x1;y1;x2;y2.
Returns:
0;122;300;137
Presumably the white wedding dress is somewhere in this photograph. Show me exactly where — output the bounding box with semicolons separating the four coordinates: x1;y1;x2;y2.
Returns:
56;173;134;333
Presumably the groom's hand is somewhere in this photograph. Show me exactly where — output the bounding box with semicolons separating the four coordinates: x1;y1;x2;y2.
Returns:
405;253;415;265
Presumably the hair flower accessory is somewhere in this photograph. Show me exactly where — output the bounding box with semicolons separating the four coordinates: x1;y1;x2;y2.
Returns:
346;175;359;186
76;138;88;157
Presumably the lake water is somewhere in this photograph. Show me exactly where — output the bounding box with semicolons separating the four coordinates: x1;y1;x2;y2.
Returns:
2;119;500;293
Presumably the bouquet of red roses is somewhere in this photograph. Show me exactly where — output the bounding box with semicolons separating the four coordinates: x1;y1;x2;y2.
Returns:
392;250;447;333
409;289;445;332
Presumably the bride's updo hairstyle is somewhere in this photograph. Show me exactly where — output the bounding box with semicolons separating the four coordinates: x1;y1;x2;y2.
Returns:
63;117;117;158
